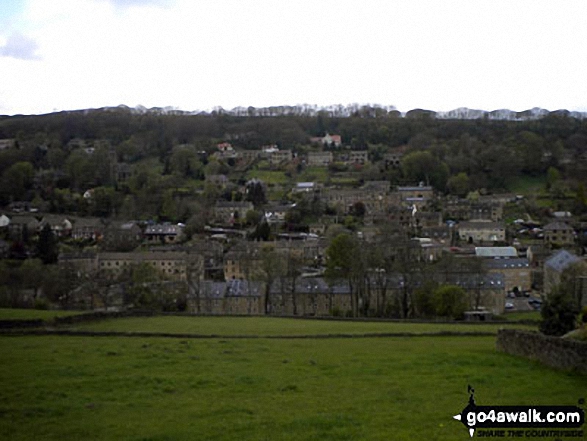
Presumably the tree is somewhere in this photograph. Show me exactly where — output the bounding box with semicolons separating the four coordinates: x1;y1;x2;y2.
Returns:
433;285;468;319
573;182;587;215
349;201;366;218
413;281;438;318
540;287;579;336
1;161;34;201
245;209;262;226
325;233;364;317
124;263;168;310
446;172;470;197
281;249;304;315
388;234;423;318
169;146;203;179
256;247;287;314
245;179;266;207
401;151;449;190
546;166;560;190
90;186;121;217
557;262;587;311
37;224;58;264
19;259;45;300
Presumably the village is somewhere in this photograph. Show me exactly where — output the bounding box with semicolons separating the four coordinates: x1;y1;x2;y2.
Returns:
2;130;585;320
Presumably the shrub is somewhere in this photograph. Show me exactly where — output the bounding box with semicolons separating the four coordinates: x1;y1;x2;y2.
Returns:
539;288;579;336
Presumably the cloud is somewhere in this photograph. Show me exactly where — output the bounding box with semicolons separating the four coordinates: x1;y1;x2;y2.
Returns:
103;0;171;7
0;32;40;60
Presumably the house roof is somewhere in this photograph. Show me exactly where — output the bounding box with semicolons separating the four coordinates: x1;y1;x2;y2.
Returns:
198;281;227;299
398;186;433;192
458;221;504;230
215;201;254;209
145;224;182;235
269;277;350;295
543;222;574;231
72;217;104;229
9;215;40;227
439;272;505;289
483;258;530;270
544;250;581;273
475;247;518;258
226;279;263;297
0;214;10;227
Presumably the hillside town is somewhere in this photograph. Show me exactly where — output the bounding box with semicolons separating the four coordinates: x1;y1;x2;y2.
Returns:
2;116;586;320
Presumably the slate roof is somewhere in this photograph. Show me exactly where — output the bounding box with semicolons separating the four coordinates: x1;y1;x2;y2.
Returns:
543;221;574;231
145;224;182;235
544;250;581;273
199;281;227;299
475;247;518;258
226;279;264;297
483;258;530;270
458;221;504;230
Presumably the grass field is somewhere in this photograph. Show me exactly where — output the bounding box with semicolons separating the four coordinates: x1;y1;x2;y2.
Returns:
245;169;289;185
0;308;85;320
0;333;583;441
506;175;546;195
297;167;329;183
501;311;541;322
66;316;537;336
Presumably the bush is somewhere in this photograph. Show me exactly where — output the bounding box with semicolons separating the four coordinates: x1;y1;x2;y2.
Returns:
330;307;342;317
34;298;49;310
539;288;579;336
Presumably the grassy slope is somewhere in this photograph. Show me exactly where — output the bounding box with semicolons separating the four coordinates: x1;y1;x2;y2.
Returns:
506;175;546;195
0;335;583;441
0;308;85;320
68;316;536;336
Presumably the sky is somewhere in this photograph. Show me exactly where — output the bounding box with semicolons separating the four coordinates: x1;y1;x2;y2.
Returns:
1;0;587;116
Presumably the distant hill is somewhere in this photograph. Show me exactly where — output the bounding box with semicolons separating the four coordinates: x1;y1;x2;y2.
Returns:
99;104;587;121
3;103;586;120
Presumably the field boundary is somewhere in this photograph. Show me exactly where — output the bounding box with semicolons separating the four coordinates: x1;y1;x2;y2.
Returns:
496;329;587;374
51;310;523;326
0;328;496;339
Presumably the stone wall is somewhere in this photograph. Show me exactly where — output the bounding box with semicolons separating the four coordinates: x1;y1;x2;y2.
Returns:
496;329;587;374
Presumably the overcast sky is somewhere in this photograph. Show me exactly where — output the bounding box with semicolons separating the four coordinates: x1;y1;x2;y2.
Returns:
1;0;586;116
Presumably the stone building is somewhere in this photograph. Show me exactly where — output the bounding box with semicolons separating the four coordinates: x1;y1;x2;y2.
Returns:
224;279;264;315
214;201;254;225
307;151;333;166
458;221;506;244
144;224;184;244
543;250;582;295
484;258;531;294
543;222;575;248
102;221;142;251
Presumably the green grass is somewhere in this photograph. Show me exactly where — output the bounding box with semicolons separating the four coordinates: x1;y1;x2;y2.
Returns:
501;311;541;322
298;167;329;183
67;316;536;336
0;335;582;440
329;177;359;186
506;175;546;195
245;169;289;185
0;308;85;320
